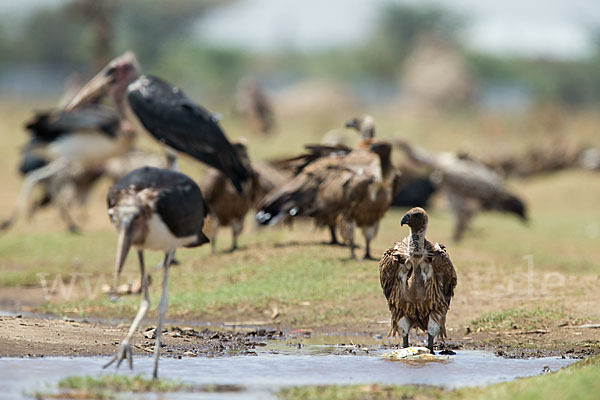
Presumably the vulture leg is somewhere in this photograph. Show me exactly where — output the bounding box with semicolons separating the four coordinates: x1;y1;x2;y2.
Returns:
453;208;473;242
104;250;150;370
1;159;68;231
427;334;435;354
153;250;173;379
347;222;356;259
361;223;379;260
398;316;410;348
326;224;341;246
57;197;80;234
230;218;243;252
209;215;219;254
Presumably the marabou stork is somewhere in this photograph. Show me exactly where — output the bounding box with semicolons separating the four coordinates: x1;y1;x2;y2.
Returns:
1;105;132;231
65;51;249;191
105;166;209;378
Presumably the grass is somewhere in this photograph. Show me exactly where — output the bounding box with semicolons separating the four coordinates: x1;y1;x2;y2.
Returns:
470;307;565;332
279;355;600;400
58;374;192;392
31;374;193;399
1;102;600;330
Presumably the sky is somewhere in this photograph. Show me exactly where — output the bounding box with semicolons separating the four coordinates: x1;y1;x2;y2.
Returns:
2;0;600;59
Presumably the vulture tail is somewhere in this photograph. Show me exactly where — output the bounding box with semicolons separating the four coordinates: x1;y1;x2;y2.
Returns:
255;178;313;225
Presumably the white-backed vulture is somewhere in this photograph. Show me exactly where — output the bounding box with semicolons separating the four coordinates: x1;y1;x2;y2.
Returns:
338;142;399;259
201;140;259;253
266;115;389;247
256;142;395;259
396;139;527;241
379;207;457;353
344;114;375;150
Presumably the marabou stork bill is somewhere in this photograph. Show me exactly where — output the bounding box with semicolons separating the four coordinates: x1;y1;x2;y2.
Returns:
1;104;131;231
65;51;249;192
105;166;209;378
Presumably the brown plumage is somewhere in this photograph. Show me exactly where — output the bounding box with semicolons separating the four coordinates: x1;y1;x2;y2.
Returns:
257;142;394;259
379;207;457;353
201;140;259;253
338;142;398;259
396;139;527;241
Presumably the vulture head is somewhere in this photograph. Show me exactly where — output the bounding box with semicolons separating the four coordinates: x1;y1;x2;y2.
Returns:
345;115;375;139
401;207;429;233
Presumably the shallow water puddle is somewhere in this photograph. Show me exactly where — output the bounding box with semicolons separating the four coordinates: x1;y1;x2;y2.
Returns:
0;348;574;399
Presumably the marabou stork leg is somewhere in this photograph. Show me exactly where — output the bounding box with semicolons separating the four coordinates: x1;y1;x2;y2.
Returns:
104;250;150;370
165;148;179;171
1;159;68;231
153;250;173;379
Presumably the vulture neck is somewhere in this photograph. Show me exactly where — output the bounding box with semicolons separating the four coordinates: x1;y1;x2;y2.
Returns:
378;152;393;181
408;226;426;256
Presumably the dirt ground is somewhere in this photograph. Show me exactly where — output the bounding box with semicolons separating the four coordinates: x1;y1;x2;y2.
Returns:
1;288;598;360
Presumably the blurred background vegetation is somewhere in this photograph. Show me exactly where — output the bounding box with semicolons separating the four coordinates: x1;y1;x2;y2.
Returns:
1;0;600;110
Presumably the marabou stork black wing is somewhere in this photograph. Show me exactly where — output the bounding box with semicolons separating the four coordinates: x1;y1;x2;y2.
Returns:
127;76;250;193
25;105;120;142
107;166;208;238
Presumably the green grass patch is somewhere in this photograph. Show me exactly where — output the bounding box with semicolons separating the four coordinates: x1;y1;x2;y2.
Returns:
470;307;565;331
58;374;192;393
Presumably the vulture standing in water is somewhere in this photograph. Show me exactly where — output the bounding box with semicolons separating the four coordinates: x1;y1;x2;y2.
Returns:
379;207;457;353
201;139;259;253
396;139;527;241
257;142;395;259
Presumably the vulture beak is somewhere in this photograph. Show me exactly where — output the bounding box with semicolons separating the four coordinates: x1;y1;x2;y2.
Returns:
345;119;358;129
113;214;135;290
65;65;115;111
400;214;410;226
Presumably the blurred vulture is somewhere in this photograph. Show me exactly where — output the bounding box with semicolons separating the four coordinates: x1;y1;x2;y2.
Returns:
1;105;132;232
396;139;527;241
379;207;457;353
256;141;397;259
201;140;267;253
16;150;104;232
267;115;397;248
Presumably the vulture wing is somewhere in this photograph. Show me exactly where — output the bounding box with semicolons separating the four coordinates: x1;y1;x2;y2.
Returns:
431;243;457;306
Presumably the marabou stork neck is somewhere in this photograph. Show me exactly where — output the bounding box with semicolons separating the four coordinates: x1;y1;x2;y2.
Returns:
65;51;249;193
105;166;209;378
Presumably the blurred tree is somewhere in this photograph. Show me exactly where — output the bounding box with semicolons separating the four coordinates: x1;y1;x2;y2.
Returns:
361;3;465;79
68;0;117;71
